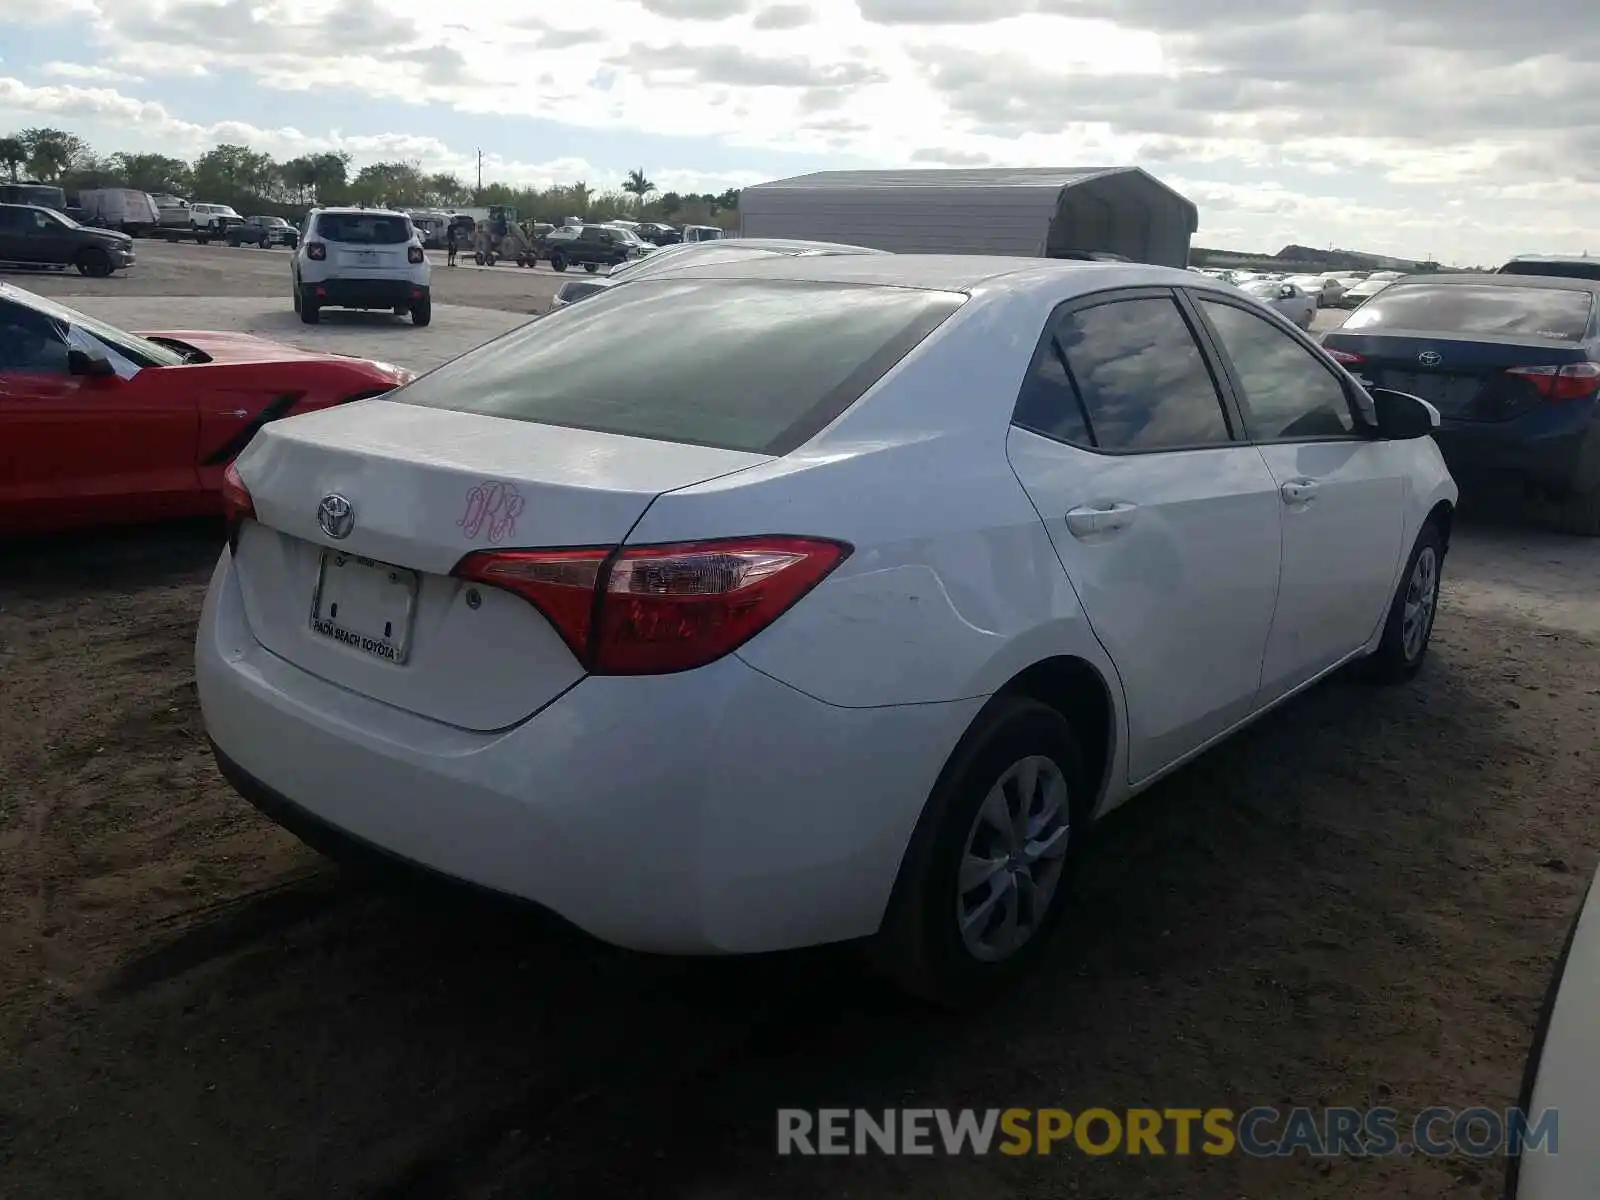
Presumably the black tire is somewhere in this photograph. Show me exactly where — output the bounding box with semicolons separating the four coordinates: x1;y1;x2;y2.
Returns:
411;298;431;327
866;695;1091;1008
292;283;301;313
299;286;321;324
74;246;113;278
473;251;485;265
392;304;409;316
1364;520;1446;683
550;252;568;272
583;262;599;273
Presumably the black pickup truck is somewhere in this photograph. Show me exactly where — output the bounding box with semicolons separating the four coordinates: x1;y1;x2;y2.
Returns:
0;203;136;277
539;224;641;273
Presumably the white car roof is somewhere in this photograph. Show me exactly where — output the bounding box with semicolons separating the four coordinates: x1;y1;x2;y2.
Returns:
313;206;410;217
649;253;1207;300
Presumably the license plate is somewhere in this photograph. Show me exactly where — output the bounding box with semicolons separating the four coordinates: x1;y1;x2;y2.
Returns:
309;552;418;664
355;250;378;264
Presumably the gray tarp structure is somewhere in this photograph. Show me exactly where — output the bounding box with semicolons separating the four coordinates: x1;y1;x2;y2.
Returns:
738;167;1199;269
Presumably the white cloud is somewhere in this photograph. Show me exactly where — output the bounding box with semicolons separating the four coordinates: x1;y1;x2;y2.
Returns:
0;0;1595;262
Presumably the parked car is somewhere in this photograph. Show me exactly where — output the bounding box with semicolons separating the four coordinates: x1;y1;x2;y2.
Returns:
228;216;299;249
539;223;642;273
1289;274;1344;307
197;256;1456;1005
636;221;682;246
74;188;160;236
291;206;431;325
0;203;135;277
547;237;889;311
150;193;193;233
1497;255;1600;282
1339;276;1396;308
1236;278;1317;329
0;282;410;536
187;202;245;243
1322;273;1600;533
681;224;724;243
1507;869;1597;1200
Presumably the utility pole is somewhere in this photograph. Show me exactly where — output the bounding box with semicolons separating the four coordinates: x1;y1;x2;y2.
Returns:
476;149;483;197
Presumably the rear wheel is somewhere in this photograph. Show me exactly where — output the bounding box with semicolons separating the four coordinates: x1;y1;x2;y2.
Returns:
74;246;113;278
583;262;598;273
1365;521;1445;682
298;286;321;324
550;252;567;272
411;297;432;327
867;696;1089;1008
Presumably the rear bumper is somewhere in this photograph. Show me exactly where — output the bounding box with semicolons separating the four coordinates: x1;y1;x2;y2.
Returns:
1433;397;1600;494
304;278;430;308
195;548;977;955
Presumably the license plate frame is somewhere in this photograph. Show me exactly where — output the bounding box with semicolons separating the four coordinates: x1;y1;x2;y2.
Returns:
308;551;419;664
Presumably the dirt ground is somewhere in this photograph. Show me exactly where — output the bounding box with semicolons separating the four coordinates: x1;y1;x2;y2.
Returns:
2;250;1598;1200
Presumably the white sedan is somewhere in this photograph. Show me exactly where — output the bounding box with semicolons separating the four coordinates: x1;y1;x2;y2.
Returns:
1237;277;1318;328
196;256;1458;1004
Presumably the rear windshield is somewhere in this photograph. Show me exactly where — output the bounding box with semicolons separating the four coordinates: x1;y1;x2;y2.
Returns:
314;213;412;244
394;279;965;455
1342;283;1595;341
1497;259;1600;281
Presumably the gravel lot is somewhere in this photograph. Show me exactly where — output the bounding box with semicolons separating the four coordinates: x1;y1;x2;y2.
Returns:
2;245;1598;1200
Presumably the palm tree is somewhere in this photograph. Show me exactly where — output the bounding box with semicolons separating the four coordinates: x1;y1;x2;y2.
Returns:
623;168;657;206
0;135;25;182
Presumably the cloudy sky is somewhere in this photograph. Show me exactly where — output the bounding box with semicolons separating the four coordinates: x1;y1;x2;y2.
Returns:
0;0;1593;264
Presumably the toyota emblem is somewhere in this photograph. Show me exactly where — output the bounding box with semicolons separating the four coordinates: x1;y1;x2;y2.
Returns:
317;493;355;539
1418;351;1443;367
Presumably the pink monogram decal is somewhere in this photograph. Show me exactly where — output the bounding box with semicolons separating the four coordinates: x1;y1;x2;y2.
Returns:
458;481;526;544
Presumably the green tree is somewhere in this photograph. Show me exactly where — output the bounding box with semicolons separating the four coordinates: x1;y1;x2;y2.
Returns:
191;143;281;208
0;135;26;181
622;167;656;206
19;127;89;181
349;160;427;207
110;152;194;196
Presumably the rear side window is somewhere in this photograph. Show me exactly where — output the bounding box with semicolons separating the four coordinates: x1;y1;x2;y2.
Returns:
1052;297;1233;451
393;279;966;455
1497;260;1600;282
314;213;412;244
1344;283;1595;341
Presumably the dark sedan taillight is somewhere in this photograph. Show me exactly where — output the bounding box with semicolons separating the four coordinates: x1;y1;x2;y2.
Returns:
306;242;326;260
1506;361;1600;402
408;246;425;264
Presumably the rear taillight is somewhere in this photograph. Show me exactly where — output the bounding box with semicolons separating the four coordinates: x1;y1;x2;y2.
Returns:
306;242;326;260
407;246;424;264
221;462;255;551
453;535;851;675
1325;348;1364;365
1506;361;1600;402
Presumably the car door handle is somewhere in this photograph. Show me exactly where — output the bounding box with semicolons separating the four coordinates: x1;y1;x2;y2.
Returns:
1065;501;1138;538
1280;478;1319;505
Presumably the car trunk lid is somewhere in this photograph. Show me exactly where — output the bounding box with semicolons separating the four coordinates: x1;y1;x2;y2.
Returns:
228;400;769;730
1323;332;1597;422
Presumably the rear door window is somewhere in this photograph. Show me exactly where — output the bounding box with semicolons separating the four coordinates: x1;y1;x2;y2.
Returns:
1343;283;1595;340
314;213;412;244
393;279;966;455
1052;297;1234;451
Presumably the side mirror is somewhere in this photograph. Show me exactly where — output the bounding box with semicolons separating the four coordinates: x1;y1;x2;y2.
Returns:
1369;387;1439;439
67;348;116;378
1278;284;1296;299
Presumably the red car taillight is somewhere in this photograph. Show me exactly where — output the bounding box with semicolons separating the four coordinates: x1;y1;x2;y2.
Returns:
1506;361;1600;402
407;245;425;264
453;535;851;675
221;462;256;551
306;242;326;260
1325;348;1364;365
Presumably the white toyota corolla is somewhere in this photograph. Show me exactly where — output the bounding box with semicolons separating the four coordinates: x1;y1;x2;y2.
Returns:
196;255;1458;1004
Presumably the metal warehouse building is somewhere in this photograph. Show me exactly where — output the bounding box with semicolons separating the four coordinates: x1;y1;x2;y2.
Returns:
738;167;1199;269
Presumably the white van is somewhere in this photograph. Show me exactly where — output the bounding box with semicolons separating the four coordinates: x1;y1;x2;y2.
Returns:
682;224;724;243
77;189;160;236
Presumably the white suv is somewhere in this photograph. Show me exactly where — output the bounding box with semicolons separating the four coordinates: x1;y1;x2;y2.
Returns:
292;207;432;326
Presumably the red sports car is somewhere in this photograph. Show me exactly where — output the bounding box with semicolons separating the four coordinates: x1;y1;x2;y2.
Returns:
0;282;413;536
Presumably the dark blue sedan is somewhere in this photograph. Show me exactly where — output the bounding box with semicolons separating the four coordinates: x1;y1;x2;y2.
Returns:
1322;273;1600;534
